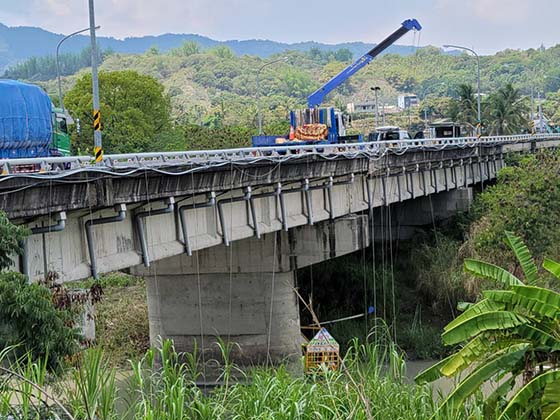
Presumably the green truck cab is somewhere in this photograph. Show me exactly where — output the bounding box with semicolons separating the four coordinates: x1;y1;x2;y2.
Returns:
51;107;71;157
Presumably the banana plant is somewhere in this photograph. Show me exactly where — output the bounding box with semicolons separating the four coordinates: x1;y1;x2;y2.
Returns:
416;232;560;420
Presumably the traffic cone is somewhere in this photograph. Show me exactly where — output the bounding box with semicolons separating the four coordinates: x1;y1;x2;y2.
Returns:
289;125;295;140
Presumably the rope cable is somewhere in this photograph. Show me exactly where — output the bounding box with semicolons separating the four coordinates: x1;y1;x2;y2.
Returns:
190;168;207;385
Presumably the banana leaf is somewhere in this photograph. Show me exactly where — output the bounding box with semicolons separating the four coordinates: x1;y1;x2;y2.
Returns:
464;259;523;287
499;370;560;420
515;324;560;350
505;231;538;285
484;287;560;320
441;337;531;377
442;311;528;346
544;258;560;280
542;379;560;420
432;344;529;419
414;353;457;384
545;406;560;420
445;299;505;333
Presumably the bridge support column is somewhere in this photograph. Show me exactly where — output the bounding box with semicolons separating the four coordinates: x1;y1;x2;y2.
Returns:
146;270;301;367
134;215;369;373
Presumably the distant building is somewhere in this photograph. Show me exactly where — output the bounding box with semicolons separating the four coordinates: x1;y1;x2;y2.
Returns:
398;94;419;110
346;102;399;121
346;101;377;114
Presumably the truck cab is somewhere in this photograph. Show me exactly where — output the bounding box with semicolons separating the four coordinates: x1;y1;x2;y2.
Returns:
51;107;71;156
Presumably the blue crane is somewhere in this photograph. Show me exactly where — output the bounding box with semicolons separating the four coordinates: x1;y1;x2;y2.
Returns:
307;19;422;108
251;19;422;148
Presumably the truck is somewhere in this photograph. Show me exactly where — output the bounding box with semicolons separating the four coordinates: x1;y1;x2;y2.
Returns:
252;18;422;147
368;126;411;142
0;79;71;159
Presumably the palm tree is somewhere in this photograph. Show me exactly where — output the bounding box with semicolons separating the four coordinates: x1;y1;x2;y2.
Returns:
448;84;478;135
486;83;530;135
416;232;560;419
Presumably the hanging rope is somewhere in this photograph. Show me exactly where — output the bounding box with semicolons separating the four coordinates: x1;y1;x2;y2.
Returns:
189;168;207;385
227;161;234;344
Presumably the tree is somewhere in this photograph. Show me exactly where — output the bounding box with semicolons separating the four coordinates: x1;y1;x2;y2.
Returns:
0;212;78;371
485;83;529;135
64;70;172;154
469;150;560;265
452;84;478;130
209;45;234;60
334;48;353;62
0;210;28;269
416;232;560;419
171;40;200;57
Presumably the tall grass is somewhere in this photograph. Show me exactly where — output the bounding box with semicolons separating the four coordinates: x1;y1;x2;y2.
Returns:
1;338;485;420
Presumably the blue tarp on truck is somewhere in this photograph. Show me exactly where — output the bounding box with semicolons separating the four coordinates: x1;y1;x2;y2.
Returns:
0;79;53;159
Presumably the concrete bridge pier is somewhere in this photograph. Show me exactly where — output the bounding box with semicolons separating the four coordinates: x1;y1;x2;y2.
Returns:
133;215;369;371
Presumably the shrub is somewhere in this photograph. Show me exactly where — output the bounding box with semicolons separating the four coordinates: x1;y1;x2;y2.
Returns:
0;272;79;370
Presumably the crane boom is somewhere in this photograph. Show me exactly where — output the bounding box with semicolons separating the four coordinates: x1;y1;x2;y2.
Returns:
307;18;422;108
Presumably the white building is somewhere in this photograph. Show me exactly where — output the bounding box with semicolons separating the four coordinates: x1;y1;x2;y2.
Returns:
398;94;419;110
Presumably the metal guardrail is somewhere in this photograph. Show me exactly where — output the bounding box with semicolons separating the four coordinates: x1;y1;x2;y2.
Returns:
0;133;559;175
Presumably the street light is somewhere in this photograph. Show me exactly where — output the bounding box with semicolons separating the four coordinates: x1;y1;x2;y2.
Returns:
56;25;100;111
256;57;288;135
443;44;481;136
370;86;381;126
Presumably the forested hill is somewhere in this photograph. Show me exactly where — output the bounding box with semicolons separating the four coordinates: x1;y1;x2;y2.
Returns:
0;21;419;73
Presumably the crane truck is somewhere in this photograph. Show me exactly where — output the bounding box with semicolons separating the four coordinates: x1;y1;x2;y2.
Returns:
0;79;71;160
252;18;422;147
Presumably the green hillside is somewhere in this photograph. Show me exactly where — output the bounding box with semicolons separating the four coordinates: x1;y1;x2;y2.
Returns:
26;42;560;154
41;44;560;122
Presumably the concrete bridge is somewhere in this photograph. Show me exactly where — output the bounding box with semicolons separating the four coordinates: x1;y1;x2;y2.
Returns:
2;134;559;367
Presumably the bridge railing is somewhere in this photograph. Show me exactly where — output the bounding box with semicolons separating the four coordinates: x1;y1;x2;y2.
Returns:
1;133;558;175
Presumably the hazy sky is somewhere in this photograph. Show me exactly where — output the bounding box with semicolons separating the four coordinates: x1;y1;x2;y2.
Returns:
0;0;558;54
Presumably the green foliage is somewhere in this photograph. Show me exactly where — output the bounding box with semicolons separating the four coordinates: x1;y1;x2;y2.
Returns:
417;233;560;419
470;151;560;264
3;46;107;81
0;272;79;371
0;210;28;270
170;40;201;57
64;70;172;154
209;45;234;60
69;347;117;420
485;82;530;135
121;338;470;419
450;83;478;129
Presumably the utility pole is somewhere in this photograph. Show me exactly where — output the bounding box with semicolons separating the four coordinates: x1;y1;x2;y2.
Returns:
538;91;544;133
370;86;381;127
89;0;102;163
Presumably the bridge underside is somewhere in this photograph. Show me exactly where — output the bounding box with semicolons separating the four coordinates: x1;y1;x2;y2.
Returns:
18;148;500;283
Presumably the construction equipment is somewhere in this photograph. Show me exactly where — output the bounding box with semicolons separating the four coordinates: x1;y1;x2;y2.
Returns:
252;18;422;147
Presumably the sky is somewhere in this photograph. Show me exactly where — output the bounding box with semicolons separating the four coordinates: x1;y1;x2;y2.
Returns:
0;0;558;55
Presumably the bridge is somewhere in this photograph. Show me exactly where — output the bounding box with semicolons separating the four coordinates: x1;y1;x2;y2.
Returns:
2;134;559;367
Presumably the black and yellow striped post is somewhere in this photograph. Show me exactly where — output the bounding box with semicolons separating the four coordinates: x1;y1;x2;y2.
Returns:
93;109;103;163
